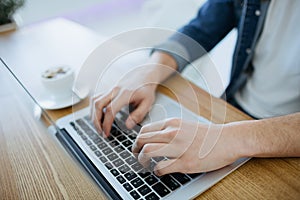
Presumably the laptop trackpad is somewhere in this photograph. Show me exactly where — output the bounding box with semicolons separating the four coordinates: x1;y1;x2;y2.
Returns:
141;93;210;126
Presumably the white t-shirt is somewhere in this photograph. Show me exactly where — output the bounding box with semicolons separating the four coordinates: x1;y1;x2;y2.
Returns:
235;0;300;118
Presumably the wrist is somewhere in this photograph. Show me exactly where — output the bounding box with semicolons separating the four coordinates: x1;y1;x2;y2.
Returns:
148;51;178;83
224;121;259;159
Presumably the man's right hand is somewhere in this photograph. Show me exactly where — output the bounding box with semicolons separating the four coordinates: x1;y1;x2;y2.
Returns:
90;51;178;137
91;69;157;137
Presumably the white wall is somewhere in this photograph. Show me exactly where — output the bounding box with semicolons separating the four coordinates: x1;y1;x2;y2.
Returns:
16;0;236;97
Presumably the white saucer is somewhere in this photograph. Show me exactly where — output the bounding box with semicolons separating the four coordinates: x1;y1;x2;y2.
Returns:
38;91;88;110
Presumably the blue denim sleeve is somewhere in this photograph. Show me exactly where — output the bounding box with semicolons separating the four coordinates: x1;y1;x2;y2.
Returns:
155;0;236;72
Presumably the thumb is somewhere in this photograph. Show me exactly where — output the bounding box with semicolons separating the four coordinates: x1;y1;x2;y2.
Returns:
154;159;182;176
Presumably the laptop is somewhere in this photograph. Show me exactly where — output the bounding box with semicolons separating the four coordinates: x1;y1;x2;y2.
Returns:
53;93;250;200
2;57;249;200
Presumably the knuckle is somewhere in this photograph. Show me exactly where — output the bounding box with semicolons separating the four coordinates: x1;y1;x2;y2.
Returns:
105;105;113;113
135;136;145;148
142;144;153;154
166;129;178;138
94;98;104;109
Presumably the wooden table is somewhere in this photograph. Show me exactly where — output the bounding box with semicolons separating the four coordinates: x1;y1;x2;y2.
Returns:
0;18;299;200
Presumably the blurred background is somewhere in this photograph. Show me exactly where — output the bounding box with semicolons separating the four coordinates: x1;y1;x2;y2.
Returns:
16;0;237;97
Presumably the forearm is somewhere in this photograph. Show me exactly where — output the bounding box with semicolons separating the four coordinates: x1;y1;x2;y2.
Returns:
230;112;300;158
146;51;178;84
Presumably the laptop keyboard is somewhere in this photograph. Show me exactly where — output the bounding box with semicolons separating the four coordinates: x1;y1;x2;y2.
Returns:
69;112;202;200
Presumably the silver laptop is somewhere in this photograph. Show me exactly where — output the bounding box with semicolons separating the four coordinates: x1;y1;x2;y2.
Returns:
52;93;249;200
2;58;249;200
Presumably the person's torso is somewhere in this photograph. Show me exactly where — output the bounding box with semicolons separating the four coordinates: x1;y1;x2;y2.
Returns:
235;0;300;118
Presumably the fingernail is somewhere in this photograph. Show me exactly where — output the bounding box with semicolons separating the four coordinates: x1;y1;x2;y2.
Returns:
126;119;135;129
102;131;107;138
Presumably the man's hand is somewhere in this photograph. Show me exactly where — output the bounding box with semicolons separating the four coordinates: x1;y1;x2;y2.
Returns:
132;112;300;176
90;51;178;137
90;68;157;137
132;118;244;176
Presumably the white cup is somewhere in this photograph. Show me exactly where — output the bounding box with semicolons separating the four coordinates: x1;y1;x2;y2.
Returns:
41;66;75;99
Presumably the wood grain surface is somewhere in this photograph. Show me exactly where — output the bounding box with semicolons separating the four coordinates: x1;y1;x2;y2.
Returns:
0;61;105;200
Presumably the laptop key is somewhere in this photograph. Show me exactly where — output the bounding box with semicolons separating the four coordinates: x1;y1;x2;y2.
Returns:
123;183;133;192
104;135;114;142
120;151;130;159
113;158;124;167
70;121;76;127
110;169;119;177
133;124;141;133
107;153;118;161
105;162;113;170
81;135;87;140
116;135;127;142
75;119;86;127
97;142;107;149
110;126;120;137
125;156;137;165
128;133;137;140
132;162;143;172
114;146;125;153
152;156;165;163
152;182;170;197
85;140;92;146
99;156;107;163
138;185;151;196
171;173;191;185
93;137;102;144
145;175;158;186
86;129;95;137
90;133;100;140
118;164;130;174
131;177;144;188
89;145;96;151
160;175;180;191
187;173;202;179
123;129;132;135
145;192;160;200
116;175;126;184
124;171;137;181
109;140;119;147
103;148;113;155
137;169;151;178
122;140;132;147
130;190;140;200
94;150;102;157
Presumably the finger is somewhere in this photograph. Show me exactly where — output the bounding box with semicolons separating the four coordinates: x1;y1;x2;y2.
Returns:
132;130;174;154
89;92;103;119
154;159;183;176
92;87;120;133
137;143;178;167
102;91;131;137
126;99;152;129
140;120;167;134
140;118;181;134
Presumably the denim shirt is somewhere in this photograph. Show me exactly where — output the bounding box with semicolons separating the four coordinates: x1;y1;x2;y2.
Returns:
155;0;270;100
